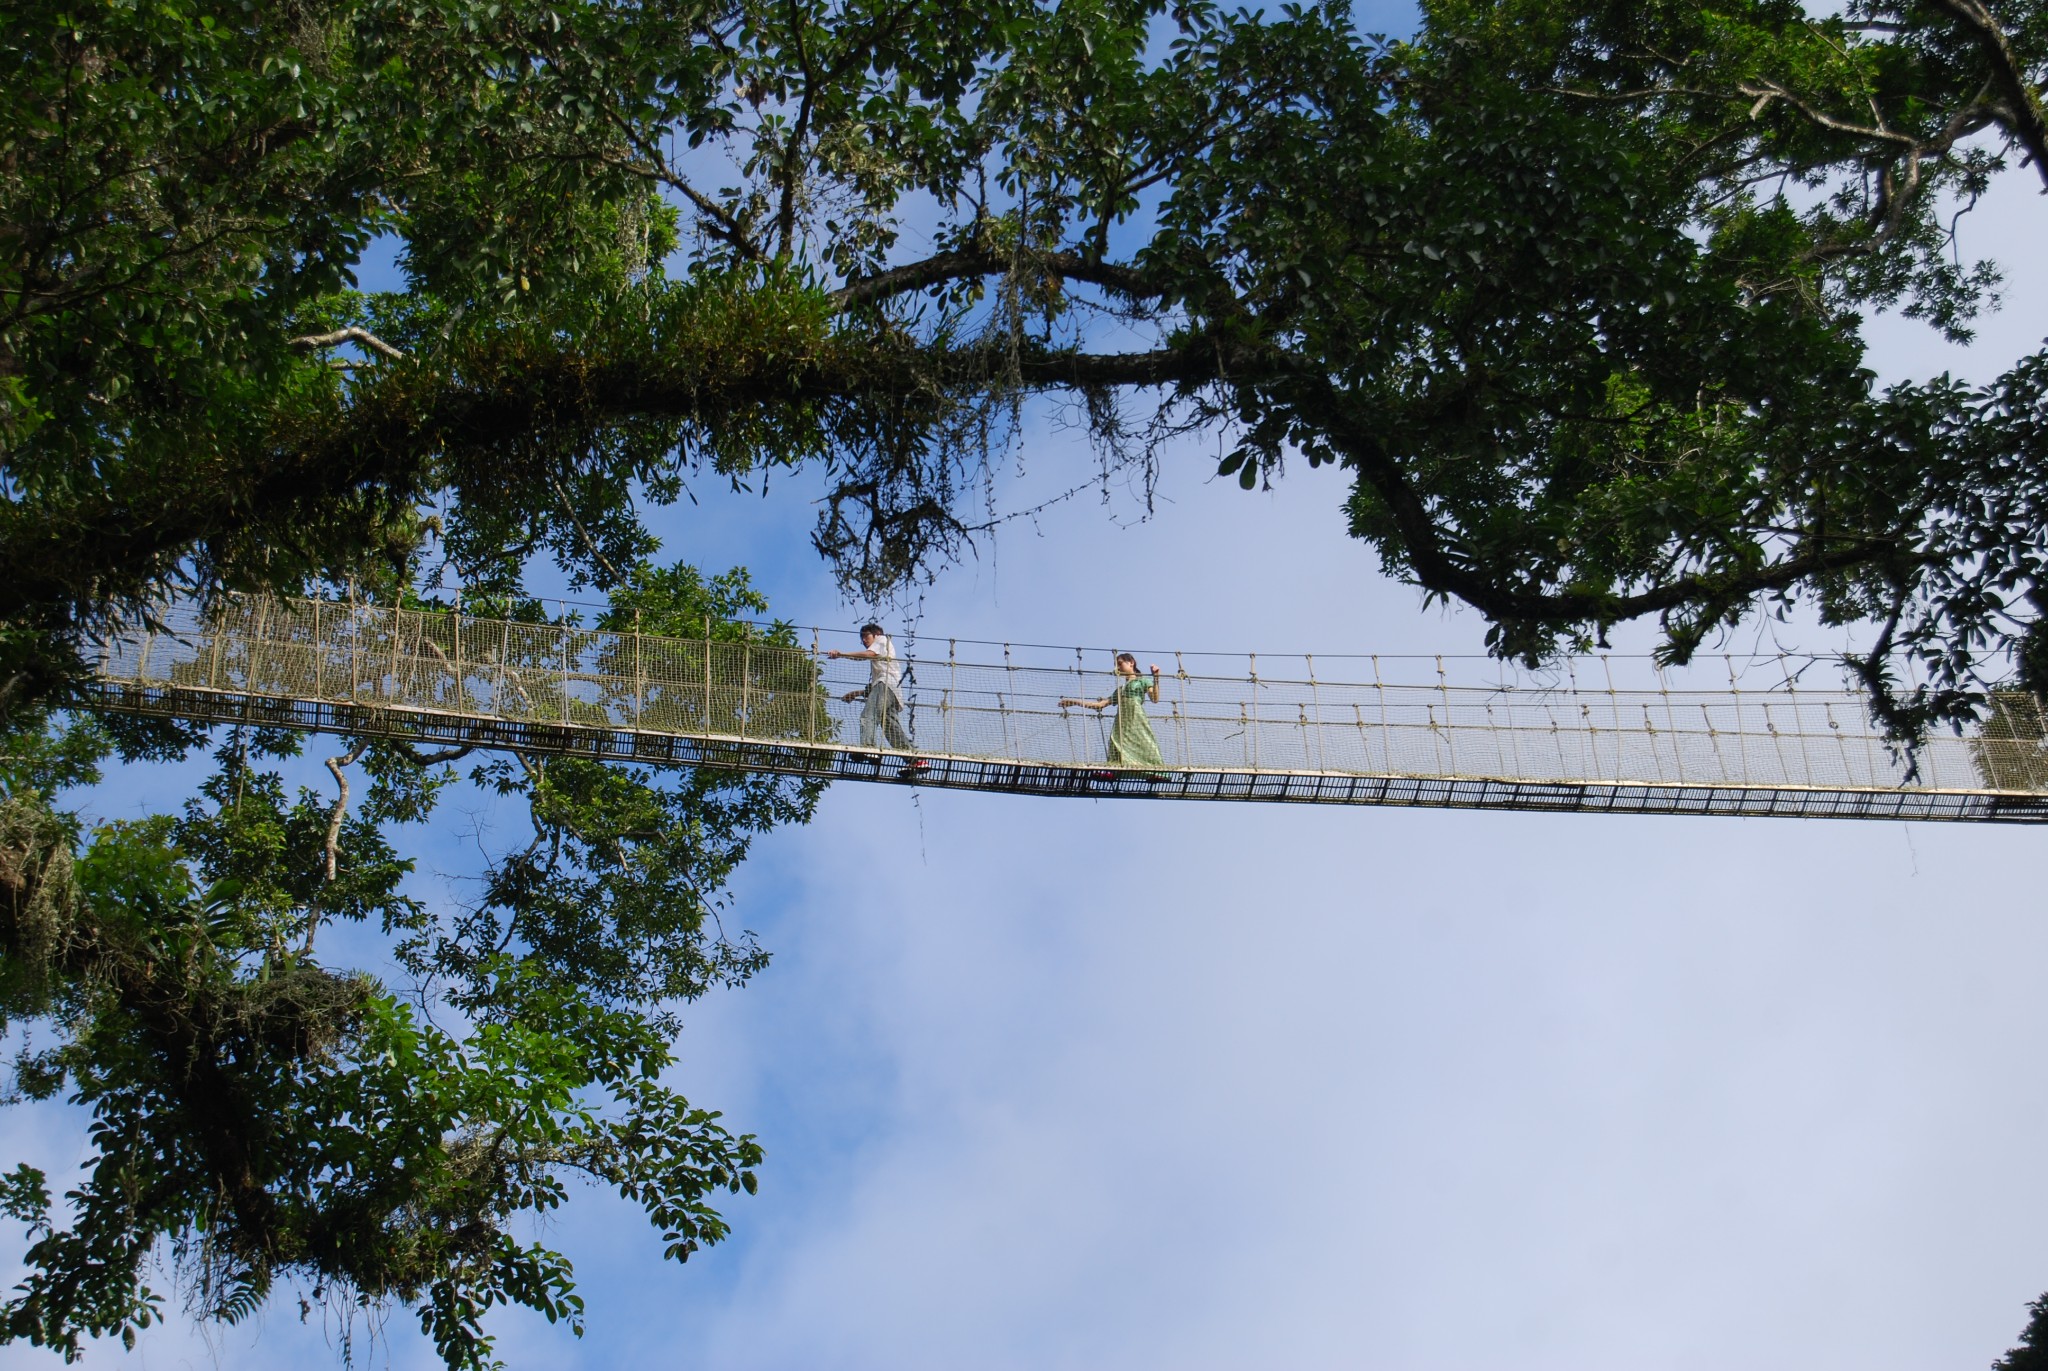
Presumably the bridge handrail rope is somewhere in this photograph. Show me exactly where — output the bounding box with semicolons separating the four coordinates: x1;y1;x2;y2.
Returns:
78;593;2048;823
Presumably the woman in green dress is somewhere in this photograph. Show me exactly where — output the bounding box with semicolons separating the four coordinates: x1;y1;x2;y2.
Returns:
1061;652;1168;773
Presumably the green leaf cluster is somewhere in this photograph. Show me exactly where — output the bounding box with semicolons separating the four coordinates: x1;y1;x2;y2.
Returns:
0;565;813;1367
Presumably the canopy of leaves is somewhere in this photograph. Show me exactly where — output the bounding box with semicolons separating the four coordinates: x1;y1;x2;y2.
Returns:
0;566;817;1367
10;0;2048;737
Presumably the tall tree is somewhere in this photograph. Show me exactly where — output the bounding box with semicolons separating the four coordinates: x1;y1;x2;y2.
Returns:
1;0;850;1359
1;569;818;1368
9;0;2048;729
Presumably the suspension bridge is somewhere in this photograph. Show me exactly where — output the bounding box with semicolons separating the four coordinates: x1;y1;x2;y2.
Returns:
80;595;2048;823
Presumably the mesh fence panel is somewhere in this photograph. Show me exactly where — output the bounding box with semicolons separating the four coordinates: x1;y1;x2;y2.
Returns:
89;595;2048;796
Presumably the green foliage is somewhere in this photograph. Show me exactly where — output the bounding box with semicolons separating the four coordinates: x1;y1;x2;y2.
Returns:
1996;1293;2048;1370
0;564;813;1366
2;22;840;1352
11;0;2039;736
1299;0;2048;736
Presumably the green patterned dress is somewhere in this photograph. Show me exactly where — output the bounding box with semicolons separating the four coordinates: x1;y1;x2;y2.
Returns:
1106;674;1167;769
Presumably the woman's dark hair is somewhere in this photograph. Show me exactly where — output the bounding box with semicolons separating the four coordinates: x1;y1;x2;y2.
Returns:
1115;651;1137;671
860;623;885;638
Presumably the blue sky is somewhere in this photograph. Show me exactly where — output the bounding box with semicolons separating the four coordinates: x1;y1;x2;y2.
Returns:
8;13;2048;1371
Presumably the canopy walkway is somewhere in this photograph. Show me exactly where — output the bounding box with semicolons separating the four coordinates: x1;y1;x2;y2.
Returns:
82;595;2048;823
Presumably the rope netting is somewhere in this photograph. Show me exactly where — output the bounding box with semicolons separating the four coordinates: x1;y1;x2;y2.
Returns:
82;594;2048;804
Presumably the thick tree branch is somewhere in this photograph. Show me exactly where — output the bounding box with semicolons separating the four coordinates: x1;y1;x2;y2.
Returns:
1914;0;2048;185
776;0;817;260
1311;378;1900;632
389;741;475;766
830;248;1168;310
1;327;1291;697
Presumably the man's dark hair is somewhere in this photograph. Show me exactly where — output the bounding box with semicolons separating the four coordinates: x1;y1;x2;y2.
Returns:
860;623;884;638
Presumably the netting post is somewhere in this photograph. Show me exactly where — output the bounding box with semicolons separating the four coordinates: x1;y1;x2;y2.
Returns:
555;606;569;721
384;602;403;704
236;603;259;734
946;639;957;757
1564;659;1596;782
1825;700;1855;787
805;627;820;743
1175;652;1189;766
1307;653;1325;772
635;611;646;727
1656;665;1681;782
1072;647;1086;764
1501;690;1527;782
1722;655;1747;784
1699;699;1722;783
1002;643;1016;759
451;602;463;708
246;597;268;693
207;599;230;691
1600;655;1624;783
312;600;323;699
740;625;753;735
1768;654;1794;783
1248;652;1260;771
344;584;360;700
1638;700;1665;784
1855;685;1883;785
1436;655;1459;776
1373;656;1390;772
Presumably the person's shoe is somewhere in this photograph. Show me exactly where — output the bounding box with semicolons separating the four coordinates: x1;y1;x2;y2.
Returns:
1090;769;1118;781
899;759;930;777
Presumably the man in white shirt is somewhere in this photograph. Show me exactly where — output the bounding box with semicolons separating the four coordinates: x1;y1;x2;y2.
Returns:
828;623;921;763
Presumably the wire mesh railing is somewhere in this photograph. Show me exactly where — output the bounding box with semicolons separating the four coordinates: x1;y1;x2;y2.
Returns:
80;594;2048;819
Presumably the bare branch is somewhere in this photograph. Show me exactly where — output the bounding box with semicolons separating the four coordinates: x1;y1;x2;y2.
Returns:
591;112;767;262
547;469;624;585
288;327;405;361
320;740;371;883
304;738;372;955
1733;79;1921;147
